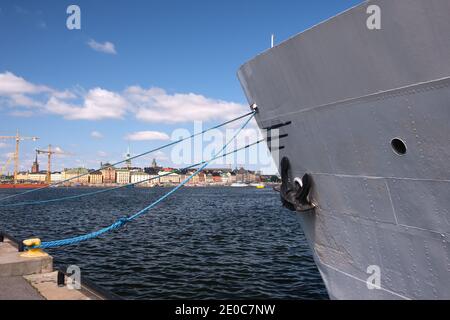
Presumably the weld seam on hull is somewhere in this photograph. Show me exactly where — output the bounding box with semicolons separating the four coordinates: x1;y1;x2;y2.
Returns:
318;261;412;300
257;76;450;124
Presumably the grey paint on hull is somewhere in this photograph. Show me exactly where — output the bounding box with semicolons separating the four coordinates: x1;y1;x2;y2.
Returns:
238;0;450;299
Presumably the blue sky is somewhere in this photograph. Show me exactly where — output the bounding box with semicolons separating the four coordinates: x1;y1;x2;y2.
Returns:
0;0;362;173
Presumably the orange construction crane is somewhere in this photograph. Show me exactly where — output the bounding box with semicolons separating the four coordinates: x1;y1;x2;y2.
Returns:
36;145;70;183
0;130;39;184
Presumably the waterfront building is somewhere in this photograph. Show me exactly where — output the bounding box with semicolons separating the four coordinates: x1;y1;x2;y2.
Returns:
198;172;206;184
63;168;89;184
130;171;150;186
28;172;47;183
212;172;223;184
233;167;259;183
246;171;257;183
158;170;180;185
186;170;205;185
89;172;103;184
50;172;63;183
100;163;116;184
205;173;214;184
235;167;247;183
187;170;198;185
221;172;233;184
116;169;131;184
16;172;29;181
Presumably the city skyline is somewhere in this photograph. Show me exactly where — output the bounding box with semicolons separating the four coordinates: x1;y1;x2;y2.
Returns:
11;155;273;187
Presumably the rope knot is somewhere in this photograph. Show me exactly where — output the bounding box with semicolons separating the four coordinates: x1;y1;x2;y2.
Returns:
115;216;130;228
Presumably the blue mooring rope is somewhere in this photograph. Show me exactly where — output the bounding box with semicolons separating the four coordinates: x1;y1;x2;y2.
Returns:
32;113;255;250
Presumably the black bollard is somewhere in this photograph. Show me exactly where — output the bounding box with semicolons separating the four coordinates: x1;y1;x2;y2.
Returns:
57;270;65;287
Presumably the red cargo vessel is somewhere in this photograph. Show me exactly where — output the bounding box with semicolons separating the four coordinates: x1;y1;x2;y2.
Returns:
0;183;48;189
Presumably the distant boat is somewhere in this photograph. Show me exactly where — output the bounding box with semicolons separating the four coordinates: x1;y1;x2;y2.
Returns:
250;183;265;189
230;182;248;188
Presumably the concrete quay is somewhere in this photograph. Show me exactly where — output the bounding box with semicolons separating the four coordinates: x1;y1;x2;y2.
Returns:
0;233;118;300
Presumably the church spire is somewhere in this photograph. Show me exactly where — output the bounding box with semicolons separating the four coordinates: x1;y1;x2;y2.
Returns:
31;151;39;173
125;144;131;169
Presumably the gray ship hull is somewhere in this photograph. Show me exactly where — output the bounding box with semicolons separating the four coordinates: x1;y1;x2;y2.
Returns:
238;0;450;299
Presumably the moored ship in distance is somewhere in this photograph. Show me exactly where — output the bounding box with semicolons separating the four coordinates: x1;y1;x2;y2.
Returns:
238;0;450;299
0;183;48;189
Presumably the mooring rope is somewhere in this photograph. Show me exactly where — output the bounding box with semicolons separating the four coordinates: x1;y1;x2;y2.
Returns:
30;113;255;249
0;111;255;203
1;139;264;207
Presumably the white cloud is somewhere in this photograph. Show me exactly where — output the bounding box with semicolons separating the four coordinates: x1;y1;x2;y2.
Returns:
0;142;8;148
125;86;245;124
45;88;128;120
0;71;50;96
125;131;170;141
51;90;77;100
87;39;117;55
0;72;51;110
0;72;248;124
9;93;43;107
91;131;103;139
97;151;108;157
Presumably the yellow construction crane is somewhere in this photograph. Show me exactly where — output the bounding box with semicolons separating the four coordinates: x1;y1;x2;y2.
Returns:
0;130;39;184
36;145;70;183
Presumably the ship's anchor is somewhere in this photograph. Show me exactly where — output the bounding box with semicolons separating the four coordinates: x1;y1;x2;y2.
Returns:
279;157;316;213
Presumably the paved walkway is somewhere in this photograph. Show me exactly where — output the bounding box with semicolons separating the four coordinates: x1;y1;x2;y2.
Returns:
1;238;105;300
0;276;44;300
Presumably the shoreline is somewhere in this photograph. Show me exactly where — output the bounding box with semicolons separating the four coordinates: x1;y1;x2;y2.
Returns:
0;183;281;189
